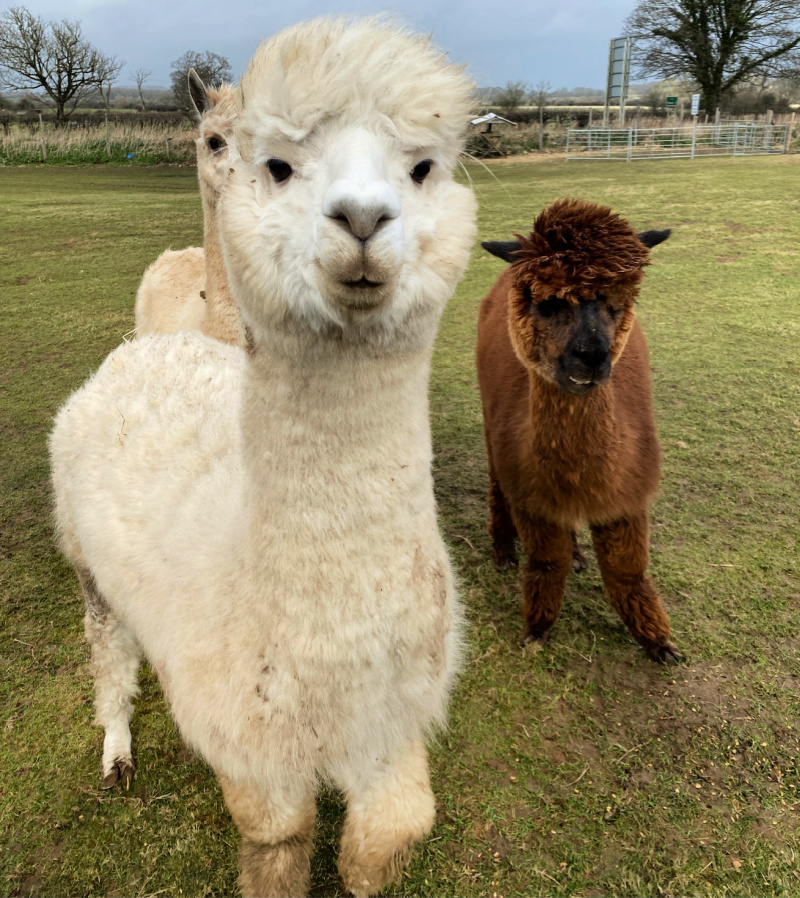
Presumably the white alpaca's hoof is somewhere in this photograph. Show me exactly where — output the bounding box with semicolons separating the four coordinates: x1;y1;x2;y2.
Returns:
101;755;136;790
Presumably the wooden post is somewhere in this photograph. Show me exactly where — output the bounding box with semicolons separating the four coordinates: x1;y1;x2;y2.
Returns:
691;115;698;159
104;110;111;158
783;113;795;153
588;107;593;129
38;112;46;161
538;105;544;152
165;136;171;160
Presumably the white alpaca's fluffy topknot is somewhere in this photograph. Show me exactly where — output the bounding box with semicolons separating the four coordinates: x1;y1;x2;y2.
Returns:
237;17;474;160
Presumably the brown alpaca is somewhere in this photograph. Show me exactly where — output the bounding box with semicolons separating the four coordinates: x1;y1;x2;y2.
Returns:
476;198;680;663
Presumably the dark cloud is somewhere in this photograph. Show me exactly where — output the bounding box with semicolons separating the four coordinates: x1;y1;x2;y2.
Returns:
17;0;634;88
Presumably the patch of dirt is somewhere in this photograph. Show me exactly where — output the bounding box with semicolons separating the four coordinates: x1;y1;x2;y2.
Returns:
724;221;757;234
481;152;563;167
15;276;34;285
716;255;741;264
668;660;750;715
10;842;63;896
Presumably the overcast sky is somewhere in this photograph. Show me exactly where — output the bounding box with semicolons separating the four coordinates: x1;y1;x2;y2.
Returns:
16;0;637;89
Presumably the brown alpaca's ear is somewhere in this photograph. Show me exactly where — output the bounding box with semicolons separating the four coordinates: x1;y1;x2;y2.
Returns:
638;229;671;249
188;68;209;118
482;240;523;263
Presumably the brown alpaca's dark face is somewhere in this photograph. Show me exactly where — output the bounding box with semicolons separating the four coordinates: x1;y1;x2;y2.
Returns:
508;283;638;395
485;216;671;395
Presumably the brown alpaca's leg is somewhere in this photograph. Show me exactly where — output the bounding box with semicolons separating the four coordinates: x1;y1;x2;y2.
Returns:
338;741;436;897
590;514;682;664
571;530;589;572
218;774;316;898
486;445;518;570
516;515;573;648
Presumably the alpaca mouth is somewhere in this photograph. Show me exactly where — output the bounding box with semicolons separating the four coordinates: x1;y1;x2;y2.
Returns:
342;277;383;289
328;275;391;313
562;373;603;394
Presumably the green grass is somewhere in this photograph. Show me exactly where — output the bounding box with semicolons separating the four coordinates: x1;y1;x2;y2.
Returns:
2;156;799;897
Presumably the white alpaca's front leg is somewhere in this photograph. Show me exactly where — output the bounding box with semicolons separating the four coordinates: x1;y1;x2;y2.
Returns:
79;568;141;789
337;740;436;897
218;773;316;898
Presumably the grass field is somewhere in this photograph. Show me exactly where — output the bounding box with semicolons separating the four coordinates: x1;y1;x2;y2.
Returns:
2;155;799;897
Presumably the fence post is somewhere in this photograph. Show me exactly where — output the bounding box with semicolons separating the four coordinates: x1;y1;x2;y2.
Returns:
104;110;111;158
565;128;570;161
784;113;796;153
38;112;46;161
165;136;171;160
627;128;633;162
690;115;697;159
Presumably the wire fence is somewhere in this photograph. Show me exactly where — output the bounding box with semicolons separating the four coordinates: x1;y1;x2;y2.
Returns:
566;122;793;162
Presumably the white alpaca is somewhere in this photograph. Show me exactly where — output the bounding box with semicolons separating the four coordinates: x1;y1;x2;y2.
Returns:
51;18;476;898
134;71;246;347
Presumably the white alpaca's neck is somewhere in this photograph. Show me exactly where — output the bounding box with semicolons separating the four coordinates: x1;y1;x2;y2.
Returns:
201;183;242;345
241;342;434;568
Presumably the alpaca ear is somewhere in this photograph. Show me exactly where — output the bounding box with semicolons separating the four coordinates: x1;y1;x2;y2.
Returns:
188;68;209;118
637;228;671;249
482;240;524;263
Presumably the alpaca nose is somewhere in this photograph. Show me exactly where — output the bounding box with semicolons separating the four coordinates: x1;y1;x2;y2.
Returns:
572;344;609;370
323;179;401;242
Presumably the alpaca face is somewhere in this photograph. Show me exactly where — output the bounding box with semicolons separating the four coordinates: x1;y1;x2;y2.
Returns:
484;200;670;394
218;18;477;355
508;287;632;394
194;85;238;201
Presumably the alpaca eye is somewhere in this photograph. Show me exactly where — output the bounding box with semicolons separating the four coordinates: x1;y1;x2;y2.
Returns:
536;296;569;318
267;159;293;183
597;295;620;319
411;160;432;184
207;137;224;152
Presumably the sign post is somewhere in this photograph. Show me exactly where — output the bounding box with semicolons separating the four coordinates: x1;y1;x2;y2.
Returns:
604;37;631;128
690;93;700;158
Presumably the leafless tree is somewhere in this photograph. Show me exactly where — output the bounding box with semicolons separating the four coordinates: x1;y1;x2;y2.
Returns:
640;83;667;115
0;5;122;125
170;50;231;115
133;67;151;112
495;80;528;116
624;0;800;114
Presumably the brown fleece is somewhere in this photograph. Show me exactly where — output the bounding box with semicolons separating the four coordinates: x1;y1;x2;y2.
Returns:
476;198;680;663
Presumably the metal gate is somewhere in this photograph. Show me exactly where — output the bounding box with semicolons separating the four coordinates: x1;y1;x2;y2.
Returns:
566;122;791;161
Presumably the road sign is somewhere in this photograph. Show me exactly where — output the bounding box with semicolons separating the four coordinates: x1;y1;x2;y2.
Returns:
691;93;700;116
666;96;678;107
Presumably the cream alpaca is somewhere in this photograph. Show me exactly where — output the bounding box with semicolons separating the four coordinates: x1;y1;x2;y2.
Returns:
51;18;476;898
134;72;245;346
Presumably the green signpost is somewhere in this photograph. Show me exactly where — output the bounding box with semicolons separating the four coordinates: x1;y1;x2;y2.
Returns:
666;96;678;107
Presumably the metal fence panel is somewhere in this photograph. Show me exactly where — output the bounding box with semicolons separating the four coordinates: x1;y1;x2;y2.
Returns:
566;123;790;161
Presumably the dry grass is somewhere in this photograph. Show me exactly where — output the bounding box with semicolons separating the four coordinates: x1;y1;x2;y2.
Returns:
0;119;196;165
